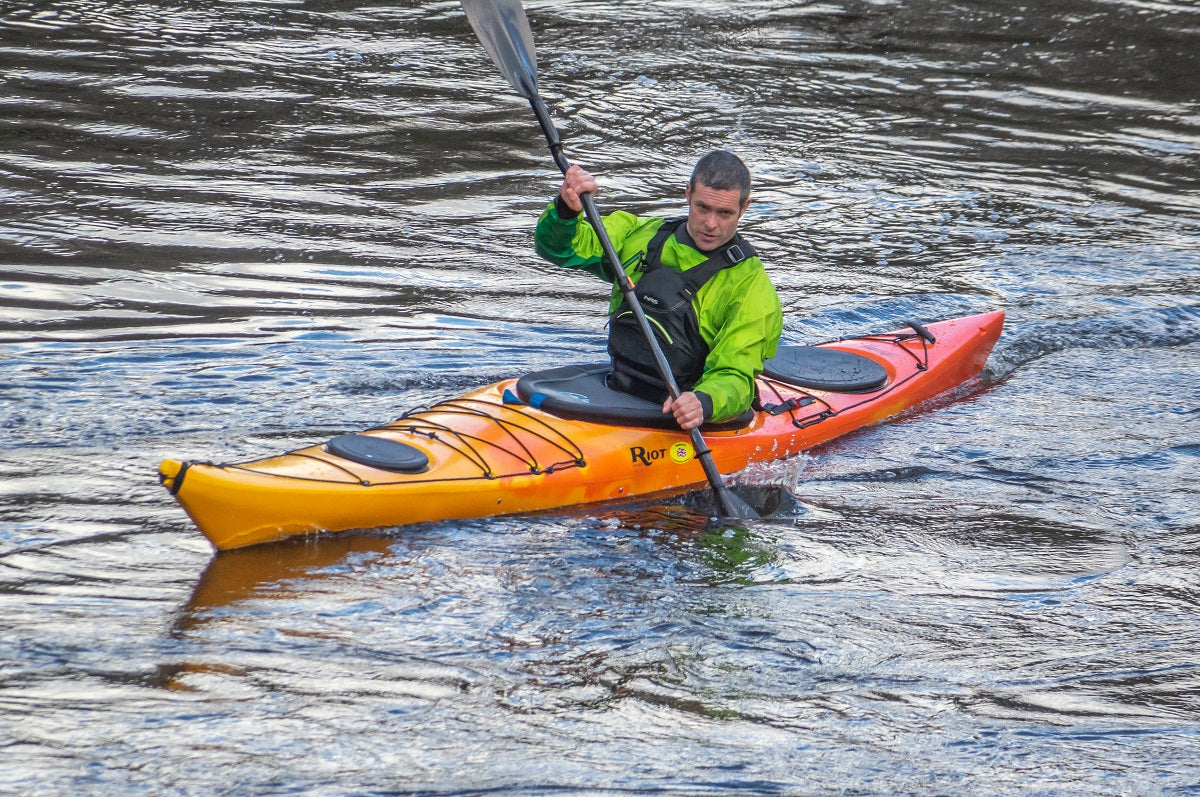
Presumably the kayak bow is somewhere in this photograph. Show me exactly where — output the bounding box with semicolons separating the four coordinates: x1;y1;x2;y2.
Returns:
160;311;1004;550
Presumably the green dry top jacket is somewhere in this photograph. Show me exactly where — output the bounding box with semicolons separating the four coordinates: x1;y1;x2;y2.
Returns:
534;200;783;423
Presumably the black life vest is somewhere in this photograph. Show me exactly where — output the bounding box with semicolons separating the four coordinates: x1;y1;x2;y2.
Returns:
607;218;756;401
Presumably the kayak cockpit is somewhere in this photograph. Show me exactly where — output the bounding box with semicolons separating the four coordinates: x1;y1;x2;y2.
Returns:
509;346;888;429
509;363;752;430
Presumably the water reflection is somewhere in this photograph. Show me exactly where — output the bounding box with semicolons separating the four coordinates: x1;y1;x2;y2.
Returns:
177;492;796;628
176;531;397;629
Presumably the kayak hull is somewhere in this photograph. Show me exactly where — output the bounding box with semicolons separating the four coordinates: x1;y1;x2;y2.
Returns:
160;310;1004;550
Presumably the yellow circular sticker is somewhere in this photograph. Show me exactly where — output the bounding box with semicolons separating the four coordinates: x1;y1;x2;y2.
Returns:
669;442;694;464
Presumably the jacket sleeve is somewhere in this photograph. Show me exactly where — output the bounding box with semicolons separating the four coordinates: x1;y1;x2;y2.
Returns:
534;201;608;280
692;261;783;423
535;201;660;287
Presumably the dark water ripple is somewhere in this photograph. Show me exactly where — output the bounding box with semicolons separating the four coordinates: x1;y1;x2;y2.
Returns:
2;0;1199;793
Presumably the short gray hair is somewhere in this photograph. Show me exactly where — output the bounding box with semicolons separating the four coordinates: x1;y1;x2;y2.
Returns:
689;150;751;205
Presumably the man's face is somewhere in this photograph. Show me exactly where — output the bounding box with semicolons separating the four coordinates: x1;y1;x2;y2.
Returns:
685;181;749;252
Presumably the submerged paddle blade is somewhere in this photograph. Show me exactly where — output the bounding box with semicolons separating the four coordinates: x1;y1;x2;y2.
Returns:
715;486;762;520
461;0;538;99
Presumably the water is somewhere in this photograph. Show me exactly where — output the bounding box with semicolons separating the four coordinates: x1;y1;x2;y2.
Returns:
1;0;1198;793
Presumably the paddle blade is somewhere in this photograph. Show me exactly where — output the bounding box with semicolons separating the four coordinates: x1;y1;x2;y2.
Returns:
461;0;538;99
715;486;761;520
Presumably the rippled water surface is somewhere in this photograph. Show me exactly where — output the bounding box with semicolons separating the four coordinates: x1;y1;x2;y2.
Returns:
1;0;1198;794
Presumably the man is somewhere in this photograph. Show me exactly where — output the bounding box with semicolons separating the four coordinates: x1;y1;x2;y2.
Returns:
534;150;782;431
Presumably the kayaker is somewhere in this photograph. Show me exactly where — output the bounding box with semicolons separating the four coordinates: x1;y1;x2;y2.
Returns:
534;150;783;431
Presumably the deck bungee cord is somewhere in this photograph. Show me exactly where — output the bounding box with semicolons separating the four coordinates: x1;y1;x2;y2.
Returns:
210;397;589;488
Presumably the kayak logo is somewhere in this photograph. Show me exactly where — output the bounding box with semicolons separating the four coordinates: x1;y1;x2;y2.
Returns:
630;442;693;466
669;442;693;464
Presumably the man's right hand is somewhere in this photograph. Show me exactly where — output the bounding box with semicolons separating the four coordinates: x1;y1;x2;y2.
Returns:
559;164;598;214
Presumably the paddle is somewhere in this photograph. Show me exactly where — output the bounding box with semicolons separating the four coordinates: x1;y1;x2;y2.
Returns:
461;0;759;520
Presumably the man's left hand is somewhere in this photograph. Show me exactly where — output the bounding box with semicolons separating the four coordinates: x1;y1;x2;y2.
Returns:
663;392;704;431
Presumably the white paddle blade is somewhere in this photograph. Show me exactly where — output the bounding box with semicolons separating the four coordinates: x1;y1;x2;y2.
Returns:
461;0;538;98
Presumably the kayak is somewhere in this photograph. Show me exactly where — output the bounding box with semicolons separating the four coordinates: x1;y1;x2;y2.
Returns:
159;310;1004;550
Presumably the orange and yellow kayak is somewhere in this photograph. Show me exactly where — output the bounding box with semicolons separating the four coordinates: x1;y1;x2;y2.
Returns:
159;310;1003;550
